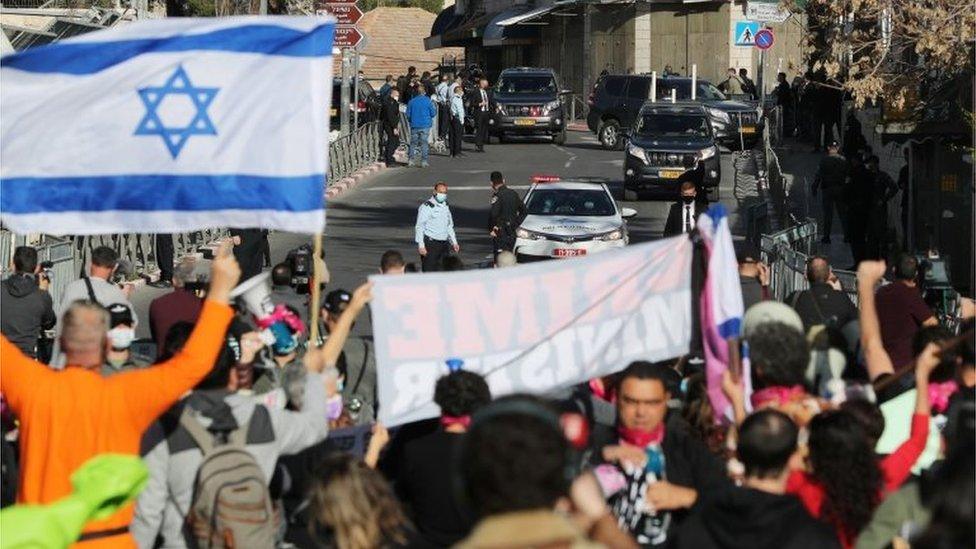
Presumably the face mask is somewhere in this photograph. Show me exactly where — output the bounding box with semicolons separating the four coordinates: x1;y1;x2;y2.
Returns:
435;193;448;203
681;195;695;205
107;326;135;350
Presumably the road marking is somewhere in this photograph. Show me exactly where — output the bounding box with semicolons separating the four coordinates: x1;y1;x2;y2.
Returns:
552;144;578;168
361;185;531;192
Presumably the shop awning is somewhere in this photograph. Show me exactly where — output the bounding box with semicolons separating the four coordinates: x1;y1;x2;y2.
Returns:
495;4;558;26
424;4;465;49
483;7;542;46
426;10;494;49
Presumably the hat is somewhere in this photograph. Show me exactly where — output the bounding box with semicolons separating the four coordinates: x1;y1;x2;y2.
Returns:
734;240;761;264
106;302;135;328
322;289;351;315
743;301;803;337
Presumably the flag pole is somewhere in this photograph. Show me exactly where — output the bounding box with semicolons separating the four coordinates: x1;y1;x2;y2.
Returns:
309;231;324;346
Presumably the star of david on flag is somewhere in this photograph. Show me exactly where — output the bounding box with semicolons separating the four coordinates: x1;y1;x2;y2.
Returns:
134;65;219;159
0;17;336;235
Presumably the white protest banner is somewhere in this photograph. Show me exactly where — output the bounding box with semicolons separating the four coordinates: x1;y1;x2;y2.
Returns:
370;235;694;426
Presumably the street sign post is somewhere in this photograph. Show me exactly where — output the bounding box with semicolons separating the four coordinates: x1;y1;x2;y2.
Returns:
746;1;790;23
754;28;774;50
315;3;362;25
333;26;364;48
733;21;760;47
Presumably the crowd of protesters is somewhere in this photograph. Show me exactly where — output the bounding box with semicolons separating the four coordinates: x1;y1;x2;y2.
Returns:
1;217;974;549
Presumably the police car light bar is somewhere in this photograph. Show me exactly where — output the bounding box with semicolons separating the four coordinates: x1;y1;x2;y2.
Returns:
531;174;561;183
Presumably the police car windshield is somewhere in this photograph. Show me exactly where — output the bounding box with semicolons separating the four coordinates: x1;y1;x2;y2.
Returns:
636;114;710;137
656;82;726;101
526;189;616;216
495;75;556;94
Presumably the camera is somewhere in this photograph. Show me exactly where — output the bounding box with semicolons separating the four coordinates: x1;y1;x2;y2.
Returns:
39;260;53;281
286;244;313;294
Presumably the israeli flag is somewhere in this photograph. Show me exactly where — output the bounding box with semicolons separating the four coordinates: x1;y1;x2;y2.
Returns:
0;17;335;235
697;204;747;422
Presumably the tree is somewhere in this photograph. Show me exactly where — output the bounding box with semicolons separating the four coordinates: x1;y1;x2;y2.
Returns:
797;0;974;111
358;0;440;14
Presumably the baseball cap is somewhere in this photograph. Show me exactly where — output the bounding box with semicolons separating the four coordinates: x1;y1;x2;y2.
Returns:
743;301;803;337
322;289;351;315
106;303;135;328
734;240;761;264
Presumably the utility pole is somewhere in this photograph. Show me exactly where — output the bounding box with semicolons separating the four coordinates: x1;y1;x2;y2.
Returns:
340;48;351;136
582;3;592;101
353;48;360;129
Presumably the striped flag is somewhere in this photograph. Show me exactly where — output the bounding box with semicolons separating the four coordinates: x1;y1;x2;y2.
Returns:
1;17;335;234
697;204;748;422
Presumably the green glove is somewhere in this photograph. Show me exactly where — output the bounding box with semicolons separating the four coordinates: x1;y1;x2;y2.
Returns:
0;454;148;549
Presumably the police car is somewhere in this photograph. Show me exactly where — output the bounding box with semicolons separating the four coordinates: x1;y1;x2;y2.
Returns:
514;176;637;261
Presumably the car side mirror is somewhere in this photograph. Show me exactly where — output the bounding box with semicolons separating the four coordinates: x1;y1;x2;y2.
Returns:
621;207;638;219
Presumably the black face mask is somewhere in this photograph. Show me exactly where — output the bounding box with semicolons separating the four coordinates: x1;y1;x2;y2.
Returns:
681;195;695;205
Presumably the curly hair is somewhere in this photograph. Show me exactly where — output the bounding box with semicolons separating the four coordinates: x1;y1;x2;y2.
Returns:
747;322;809;389
309;454;411;549
434;370;492;417
807;409;883;538
680;373;727;456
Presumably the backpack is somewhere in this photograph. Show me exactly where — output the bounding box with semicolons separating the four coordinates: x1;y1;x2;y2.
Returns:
179;410;276;549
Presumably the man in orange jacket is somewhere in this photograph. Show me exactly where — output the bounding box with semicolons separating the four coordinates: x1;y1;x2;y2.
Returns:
1;240;241;548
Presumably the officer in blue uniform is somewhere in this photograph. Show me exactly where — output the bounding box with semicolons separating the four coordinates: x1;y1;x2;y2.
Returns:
415;181;459;272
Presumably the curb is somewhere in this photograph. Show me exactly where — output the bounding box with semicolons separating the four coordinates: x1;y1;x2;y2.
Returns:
567;122;588;132
326;161;386;200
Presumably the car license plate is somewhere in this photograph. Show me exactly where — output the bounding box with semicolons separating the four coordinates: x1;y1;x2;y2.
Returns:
740;126;756;134
514;118;535;126
330;108;337;117
554;249;586;257
659;170;682;179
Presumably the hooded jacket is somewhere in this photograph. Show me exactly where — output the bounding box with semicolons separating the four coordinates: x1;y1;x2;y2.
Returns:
0;273;55;358
673;484;840;549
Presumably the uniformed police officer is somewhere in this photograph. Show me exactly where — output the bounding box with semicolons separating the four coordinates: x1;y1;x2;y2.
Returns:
488;171;526;255
415;181;459;272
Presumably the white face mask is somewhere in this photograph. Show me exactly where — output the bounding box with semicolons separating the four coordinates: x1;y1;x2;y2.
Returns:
107;326;135;350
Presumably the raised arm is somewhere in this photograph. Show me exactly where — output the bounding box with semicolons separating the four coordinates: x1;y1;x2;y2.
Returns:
0;335;55;414
309;282;373;370
857;261;895;380
116;241;240;427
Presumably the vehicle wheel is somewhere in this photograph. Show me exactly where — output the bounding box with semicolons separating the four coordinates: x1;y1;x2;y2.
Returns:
599;119;621;150
624;189;639;201
498;133;507;144
553;127;567;145
610;185;624;201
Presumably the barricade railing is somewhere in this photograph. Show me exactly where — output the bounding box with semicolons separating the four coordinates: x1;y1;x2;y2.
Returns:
328;121;381;183
760;220;858;306
1;229;228;306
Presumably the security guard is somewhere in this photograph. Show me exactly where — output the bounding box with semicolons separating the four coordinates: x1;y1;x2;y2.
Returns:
487;171;526;255
415;181;459;272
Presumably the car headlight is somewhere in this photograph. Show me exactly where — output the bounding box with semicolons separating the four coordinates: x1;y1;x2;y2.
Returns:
543;99;561;115
516;228;545;240
627;143;648;164
699;146;718;160
707;107;730;124
598;229;624;241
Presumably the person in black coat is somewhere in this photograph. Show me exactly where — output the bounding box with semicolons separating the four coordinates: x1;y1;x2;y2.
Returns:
380;88;401;167
587;361;729;547
664;181;708;237
673;410;840;549
229;228;264;281
473;78;492;152
487;171;526;255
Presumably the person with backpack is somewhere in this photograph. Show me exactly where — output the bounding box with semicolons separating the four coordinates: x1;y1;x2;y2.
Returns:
132;282;372;549
785;256;857;334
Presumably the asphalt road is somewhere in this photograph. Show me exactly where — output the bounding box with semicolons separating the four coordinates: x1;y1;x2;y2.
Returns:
130;130;759;338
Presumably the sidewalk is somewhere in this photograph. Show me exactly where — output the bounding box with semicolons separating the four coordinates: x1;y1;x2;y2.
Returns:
772;136;856;270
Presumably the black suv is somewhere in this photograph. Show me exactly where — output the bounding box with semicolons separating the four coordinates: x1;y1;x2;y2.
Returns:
490;67;568;144
623;103;721;199
587;74;763;150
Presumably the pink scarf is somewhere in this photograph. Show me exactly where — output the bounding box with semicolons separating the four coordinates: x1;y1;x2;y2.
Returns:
929;380;959;413
255;304;306;334
617;423;665;447
440;414;471;429
751;385;806;409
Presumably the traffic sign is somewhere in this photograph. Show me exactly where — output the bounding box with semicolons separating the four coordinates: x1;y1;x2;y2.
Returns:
754;28;774;50
746;1;790;23
733;21;760;46
315;3;363;25
333;26;364;48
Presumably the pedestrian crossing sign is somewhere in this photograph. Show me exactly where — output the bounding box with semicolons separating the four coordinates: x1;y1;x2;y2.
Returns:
734;21;760;46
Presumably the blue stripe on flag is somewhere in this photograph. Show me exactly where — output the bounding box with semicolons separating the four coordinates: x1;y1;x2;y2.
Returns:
706;202;727;225
0;173;325;213
717;317;741;339
0;23;335;75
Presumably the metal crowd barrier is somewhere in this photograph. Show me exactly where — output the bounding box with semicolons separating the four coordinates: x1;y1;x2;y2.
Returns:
328;120;381;184
760;221;858;306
